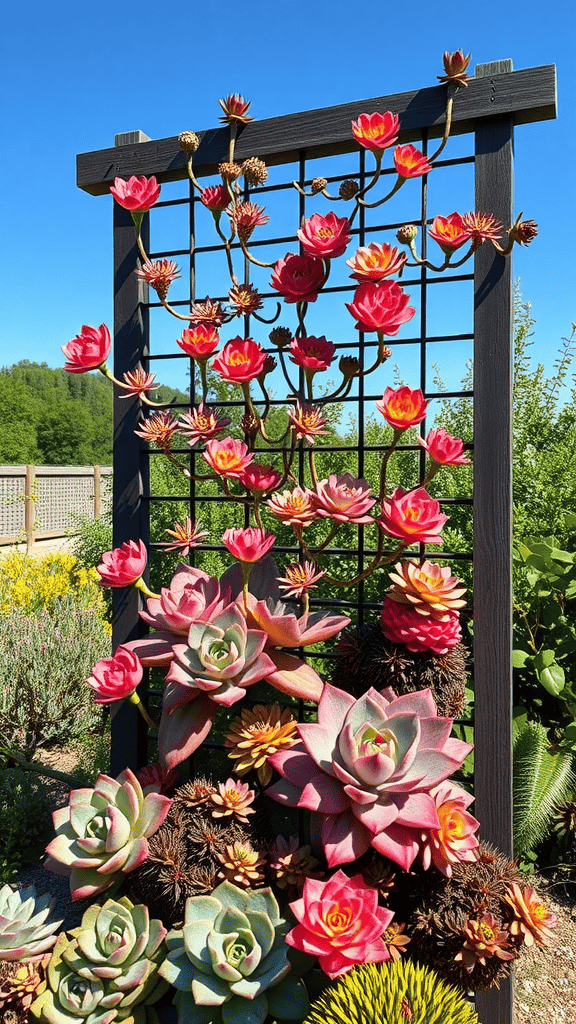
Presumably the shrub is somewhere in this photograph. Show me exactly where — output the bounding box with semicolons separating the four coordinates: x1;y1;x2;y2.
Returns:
0;768;52;884
0;596;110;759
0;549;109;621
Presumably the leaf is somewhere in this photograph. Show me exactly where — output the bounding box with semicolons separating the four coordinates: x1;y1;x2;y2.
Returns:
533;649;556;672
538;663;565;696
512;649;532;669
513;722;575;858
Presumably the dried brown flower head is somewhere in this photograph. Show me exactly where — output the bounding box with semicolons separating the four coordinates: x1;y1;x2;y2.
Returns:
311;177;328;194
178;131;200;155
269;326;293;348
396;224;418;245
339;355;361;379
228;283;264;317
0;959;48;1016
267;836;324;893
219;161;242;182
242;157;268;186
174;777;216;808
438;50;472;88
189;298;227;328
339;179;360;200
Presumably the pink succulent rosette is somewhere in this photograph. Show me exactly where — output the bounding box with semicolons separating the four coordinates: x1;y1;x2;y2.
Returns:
239;463;282;494
110;174;161;212
420;781;480;876
61;324;111;374
351;111;400;152
297;213;351;260
44;768;172;900
346;280;415;334
159;605;276;768
346;242;407;282
96;539;147;587
270;253;326;303
267;683;472;870
200;185;232;212
378;487;447;546
313;473;376;525
212;336;267;384
223;526;276;564
286;870;393;978
418;427;472;466
86;644;143;704
380;597;462;654
203;437;254;478
289;336;336;374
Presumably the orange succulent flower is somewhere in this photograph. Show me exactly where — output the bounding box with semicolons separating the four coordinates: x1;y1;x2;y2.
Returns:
215;841;266;887
387;560;467;619
346;242;407;282
504;882;557;946
225;702;298;786
454;913;515;972
351;111;400;153
382;921;411;961
393;145;432;179
209;778;255;823
428;214;471;255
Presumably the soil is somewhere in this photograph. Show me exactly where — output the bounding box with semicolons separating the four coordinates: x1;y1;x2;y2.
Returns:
12;747;576;1024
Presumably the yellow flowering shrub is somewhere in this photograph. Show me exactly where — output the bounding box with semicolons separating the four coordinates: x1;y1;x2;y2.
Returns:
0;550;109;627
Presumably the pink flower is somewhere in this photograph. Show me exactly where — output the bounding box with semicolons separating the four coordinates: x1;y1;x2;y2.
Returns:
178;403;231;446
278;562;325;598
289;336;335;374
211;336;267;384
227;202;269;242
62;324;111;374
202;437;254;478
287;402;329;445
351;111;400;152
223;527;276;564
266;486;319;527
267;683;472;870
297;213;351;259
239;463;282;494
418;428;471;466
96;540;147;588
380;597;462;654
428;213;471;254
313;473;376;525
270;253;326;303
375;386;428;431
159;518;208;556
86;645;143;704
393;145;433;179
346;242;407;282
219;94;253;125
420;782;480;876
346;280;415;335
200;185;232;212
110;175;161;212
135;259;181;300
136;762;179;796
139;565;231;639
377;487;447;545
176;325;220;360
118;367;160;398
287;871;393;978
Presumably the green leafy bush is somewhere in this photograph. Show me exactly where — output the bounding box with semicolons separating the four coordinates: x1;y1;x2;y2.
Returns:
0;596;109;759
0;768;52;883
513;719;575;862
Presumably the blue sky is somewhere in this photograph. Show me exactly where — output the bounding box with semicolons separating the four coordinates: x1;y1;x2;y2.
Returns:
1;0;574;397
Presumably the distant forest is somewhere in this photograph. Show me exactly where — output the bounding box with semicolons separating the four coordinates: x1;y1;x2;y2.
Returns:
0;362;188;466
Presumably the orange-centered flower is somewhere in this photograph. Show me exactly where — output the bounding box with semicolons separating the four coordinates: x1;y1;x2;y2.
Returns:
428;214;471;255
504;882;557;946
346;242;407;282
202;437;254;478
225;703;298;786
393;145;432;179
351;111;400;153
375;386;428;431
387;560;467;618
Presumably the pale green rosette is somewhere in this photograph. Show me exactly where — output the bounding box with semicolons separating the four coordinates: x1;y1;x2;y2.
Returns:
159;881;310;1024
30;896;169;1024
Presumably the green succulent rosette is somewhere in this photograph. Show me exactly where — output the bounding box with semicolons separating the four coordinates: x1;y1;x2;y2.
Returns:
30;897;169;1024
159;880;310;1024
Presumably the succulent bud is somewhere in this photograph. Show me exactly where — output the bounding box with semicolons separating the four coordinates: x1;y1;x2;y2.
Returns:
219;161;242;182
339;179;360;200
242;157;268;186
339;355;361;379
438;49;472;87
509;213;538;247
260;355;277;378
241;411;260;441
219;94;253;125
178;131;200;156
269;326;293;349
381;345;393;361
396;224;418;245
311;177;328;194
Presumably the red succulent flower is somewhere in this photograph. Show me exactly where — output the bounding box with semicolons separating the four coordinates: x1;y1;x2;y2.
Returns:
134;411;180;449
223;527;276;564
110;175;161;212
176;324;220;360
159;518;208;556
96;540;147;588
203;437;254;478
351;111;400;153
211;336;267;383
227;202;269;242
87;645;143;703
419;428;471;466
287;402;329;445
200;185;232;212
346;280;415;335
219;94;253;125
378;486;447;545
62;324;111;374
428;213;471;255
239;463;282;494
266;487;318;527
228;283;263;316
346;242;407;282
289;335;335;374
393;145;433;179
118;367;160;399
270;253;326;303
297;213;351;260
189;298;227;328
313;473;376;525
375;386;428;431
380;599;462;654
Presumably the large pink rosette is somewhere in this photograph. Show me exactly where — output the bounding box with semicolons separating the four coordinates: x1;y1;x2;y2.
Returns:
287;870;393;978
267;683;472;871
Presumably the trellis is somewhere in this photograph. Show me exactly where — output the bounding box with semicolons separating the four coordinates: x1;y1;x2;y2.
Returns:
76;59;557;1024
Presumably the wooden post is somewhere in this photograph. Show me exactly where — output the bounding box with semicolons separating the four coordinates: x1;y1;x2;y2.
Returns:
25;464;35;553
93;465;102;520
473;60;515;1024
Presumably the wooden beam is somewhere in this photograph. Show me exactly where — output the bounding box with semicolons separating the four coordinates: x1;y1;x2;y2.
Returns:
77;63;556;195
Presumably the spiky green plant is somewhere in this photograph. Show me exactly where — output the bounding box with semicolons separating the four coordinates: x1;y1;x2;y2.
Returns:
304;959;478;1024
513;721;575;859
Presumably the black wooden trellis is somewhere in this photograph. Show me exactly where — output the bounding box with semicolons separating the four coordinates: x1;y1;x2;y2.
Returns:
77;60;557;1024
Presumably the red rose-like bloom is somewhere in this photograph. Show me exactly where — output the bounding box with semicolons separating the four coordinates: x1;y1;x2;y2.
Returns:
375;386;428;431
287;870;393;979
419;428;471;466
239;463;282;494
270;253;326;304
351;111;400;153
62;324;111;374
346;242;407;282
297;213;351;260
176;325;220;360
289;336;335;374
346;280;415;335
314;473;376;525
380;598;462;654
200;185;232;212
110;175;161;212
212;336;267;384
203;437;254;478
223;527;276;564
378;487;447;546
87;645;143;704
428;213;471;255
96;540;147;588
420;781;480;876
393;145;433;179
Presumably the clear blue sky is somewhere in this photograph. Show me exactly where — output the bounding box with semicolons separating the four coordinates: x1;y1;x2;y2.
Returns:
1;0;574;393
